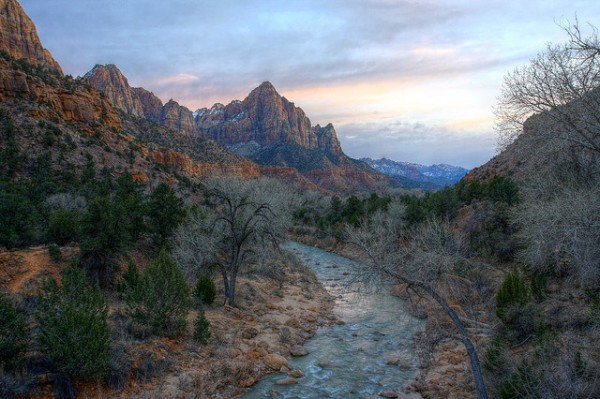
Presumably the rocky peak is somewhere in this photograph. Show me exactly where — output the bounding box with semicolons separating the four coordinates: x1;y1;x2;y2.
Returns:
197;81;347;154
314;123;342;155
0;0;63;73
84;64;147;117
160;99;196;135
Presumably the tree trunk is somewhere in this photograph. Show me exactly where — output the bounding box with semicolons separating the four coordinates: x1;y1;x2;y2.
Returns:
419;283;489;399
220;268;230;306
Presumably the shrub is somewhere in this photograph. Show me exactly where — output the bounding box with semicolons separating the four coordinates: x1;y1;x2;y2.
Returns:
35;263;110;379
0;294;28;372
117;260;139;296
499;360;540;399
496;270;530;323
193;311;211;344
48;244;61;261
47;210;79;246
192;275;216;307
483;336;510;374
125;250;191;337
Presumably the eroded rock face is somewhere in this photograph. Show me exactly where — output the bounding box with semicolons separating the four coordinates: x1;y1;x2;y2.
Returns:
84;64;164;121
149;147;260;179
0;58;120;130
0;0;63;73
161;99;196;135
198;81;342;155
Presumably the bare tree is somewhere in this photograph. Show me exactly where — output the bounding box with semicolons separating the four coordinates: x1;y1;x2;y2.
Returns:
172;177;291;307
347;211;490;399
495;20;600;161
513;172;600;288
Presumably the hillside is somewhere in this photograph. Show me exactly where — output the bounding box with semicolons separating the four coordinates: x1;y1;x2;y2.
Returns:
84;65;388;192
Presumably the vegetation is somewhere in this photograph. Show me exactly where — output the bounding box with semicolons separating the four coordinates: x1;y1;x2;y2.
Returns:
36;263;111;380
0;294;28;372
193;310;211;344
124;250;191;337
192;275;216;306
173;177;291;307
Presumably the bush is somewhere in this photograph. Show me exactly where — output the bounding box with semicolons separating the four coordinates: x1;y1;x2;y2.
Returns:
192;275;216;307
0;294;28;372
193;311;211;344
35;263;110;379
48;244;61;261
47;210;79;246
117;260;139;296
496;270;531;323
125;250;191;337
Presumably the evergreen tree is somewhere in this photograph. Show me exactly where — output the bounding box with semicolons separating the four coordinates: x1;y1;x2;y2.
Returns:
125;250;191;337
36;263;110;379
146;183;186;247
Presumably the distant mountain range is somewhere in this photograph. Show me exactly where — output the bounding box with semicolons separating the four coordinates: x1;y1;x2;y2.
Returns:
360;158;469;190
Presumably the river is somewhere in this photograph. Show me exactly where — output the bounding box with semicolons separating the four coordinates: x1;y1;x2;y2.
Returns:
243;241;423;399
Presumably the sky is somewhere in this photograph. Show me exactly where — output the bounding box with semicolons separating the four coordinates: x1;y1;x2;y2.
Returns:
19;0;600;168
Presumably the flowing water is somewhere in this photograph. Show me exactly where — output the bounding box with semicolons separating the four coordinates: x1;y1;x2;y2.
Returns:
243;241;423;399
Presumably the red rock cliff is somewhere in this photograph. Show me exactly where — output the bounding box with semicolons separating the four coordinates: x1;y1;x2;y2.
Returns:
0;0;63;73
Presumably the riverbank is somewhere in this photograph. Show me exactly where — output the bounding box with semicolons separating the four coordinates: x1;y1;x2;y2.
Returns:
0;246;337;398
291;232;481;399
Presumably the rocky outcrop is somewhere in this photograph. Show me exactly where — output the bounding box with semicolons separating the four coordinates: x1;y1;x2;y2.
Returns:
0;0;62;73
160;99;196;135
0;58;120;130
148;147;260;179
198;81;342;155
84;64;163;120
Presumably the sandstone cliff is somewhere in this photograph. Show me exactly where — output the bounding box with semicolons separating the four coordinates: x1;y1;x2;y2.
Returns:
198;81;342;155
84;64;163;120
0;0;62;73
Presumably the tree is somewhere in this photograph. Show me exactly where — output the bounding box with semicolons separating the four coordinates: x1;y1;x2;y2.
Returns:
124;250;191;337
347;210;490;399
173;178;290;307
146;182;186;248
513;173;600;289
0;293;28;371
495;20;600;165
36;263;110;379
79;195;130;285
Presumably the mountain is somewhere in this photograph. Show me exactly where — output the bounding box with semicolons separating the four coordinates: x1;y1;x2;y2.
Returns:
0;0;62;73
361;157;469;189
85;66;387;192
196;81;342;155
0;2;258;190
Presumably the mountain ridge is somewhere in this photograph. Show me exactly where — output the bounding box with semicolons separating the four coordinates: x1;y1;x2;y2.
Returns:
361;157;469;189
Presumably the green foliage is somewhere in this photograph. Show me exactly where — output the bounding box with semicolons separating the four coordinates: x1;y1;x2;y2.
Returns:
193;311;211;344
499;360;540;399
400;176;520;226
0;190;38;248
114;172;146;240
192;275;216;307
47;209;79;246
298;192;391;229
125;250;191;337
530;272;547;301
0;294;28;372
79;195;131;285
117;260;140;296
496;270;531;323
483;336;510;374
146;183;186;247
36;263;110;379
48;243;61;261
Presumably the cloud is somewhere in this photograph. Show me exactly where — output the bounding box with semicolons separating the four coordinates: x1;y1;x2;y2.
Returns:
19;0;600;167
338;120;496;168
